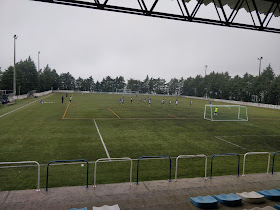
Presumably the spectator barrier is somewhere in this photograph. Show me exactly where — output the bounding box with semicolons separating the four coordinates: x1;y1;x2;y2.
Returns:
3;152;280;191
0;161;40;191
46;159;89;191
210;153;240;179
272;151;280;174
242;152;270;176
94;158;132;187
136;156;172;185
175;154;207;181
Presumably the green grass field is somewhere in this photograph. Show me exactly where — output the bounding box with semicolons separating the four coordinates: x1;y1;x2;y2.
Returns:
1;92;280;191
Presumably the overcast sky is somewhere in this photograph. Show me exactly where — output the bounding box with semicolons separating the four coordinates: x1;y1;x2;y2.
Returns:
0;0;280;82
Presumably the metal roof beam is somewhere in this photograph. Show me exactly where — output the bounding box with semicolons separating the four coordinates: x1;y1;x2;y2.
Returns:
181;0;191;17
31;0;280;33
251;0;264;27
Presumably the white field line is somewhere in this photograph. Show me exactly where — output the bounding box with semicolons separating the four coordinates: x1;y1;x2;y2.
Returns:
93;120;111;159
215;136;249;151
218;135;280;137
0;94;53;119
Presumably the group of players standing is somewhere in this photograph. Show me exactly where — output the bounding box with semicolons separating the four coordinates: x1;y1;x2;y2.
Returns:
120;95;193;106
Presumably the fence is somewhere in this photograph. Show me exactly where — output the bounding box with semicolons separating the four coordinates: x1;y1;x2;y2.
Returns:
46;159;89;191
210;153;240;179
136;156;172;185
94;158;132;187
175;154;207;181
2;152;280;191
242;152;270;176
272;151;280;174
0;161;40;191
11;90;53;100
184;96;280;110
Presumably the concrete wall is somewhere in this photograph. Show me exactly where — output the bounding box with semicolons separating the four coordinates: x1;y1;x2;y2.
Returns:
34;90;52;97
11;90;53;100
183;96;280;110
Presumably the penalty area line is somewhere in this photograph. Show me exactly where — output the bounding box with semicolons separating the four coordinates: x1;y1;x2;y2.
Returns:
215;136;249;151
62;94;73;119
168;114;179;118
94;120;111;159
108;108;120;119
62;102;70;119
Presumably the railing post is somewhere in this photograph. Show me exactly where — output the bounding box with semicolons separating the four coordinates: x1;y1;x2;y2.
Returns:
94;158;132;187
210;153;240;179
0;161;40;191
242;152;270;176
46;159;89;191
136;156;171;185
272;151;280;174
175;154;207;181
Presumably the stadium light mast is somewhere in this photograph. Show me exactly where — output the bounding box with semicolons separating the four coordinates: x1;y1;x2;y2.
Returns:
13;35;18;95
258;57;263;76
205;65;208;77
38;51;40;72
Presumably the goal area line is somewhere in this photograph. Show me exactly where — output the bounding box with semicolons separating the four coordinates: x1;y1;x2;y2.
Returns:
214;135;280;152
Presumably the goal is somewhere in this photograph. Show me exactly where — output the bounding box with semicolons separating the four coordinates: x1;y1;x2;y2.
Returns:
204;105;248;121
116;88;138;94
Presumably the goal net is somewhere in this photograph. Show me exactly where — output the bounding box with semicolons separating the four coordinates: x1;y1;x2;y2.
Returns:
0;90;15;104
204;105;248;121
116;89;138;94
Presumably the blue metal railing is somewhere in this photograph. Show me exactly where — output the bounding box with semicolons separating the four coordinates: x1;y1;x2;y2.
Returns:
46;159;89;191
210;153;240;179
272;151;280;174
136;156;171;185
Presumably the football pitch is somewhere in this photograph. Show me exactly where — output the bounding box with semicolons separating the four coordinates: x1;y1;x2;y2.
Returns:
1;93;280;191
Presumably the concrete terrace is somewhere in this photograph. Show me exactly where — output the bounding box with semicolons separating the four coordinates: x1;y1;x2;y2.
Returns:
1;173;280;210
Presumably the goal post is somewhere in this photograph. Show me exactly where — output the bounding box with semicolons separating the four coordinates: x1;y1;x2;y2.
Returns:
204;105;248;121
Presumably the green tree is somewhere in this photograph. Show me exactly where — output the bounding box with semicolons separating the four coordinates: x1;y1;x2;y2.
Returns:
260;65;275;103
127;79;141;91
1;66;13;91
94;81;101;91
182;77;195;96
59;72;75;90
193;75;204;97
83;76;94;91
168;78;179;95
241;73;255;102
140;75;149;93
230;75;243;101
0;67;2;89
75;77;83;91
115;76;125;90
51;69;60;90
17;57;39;94
1;57;38;95
153;78;166;94
270;75;280;105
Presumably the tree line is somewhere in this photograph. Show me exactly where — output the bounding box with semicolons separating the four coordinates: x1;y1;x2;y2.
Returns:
0;57;279;105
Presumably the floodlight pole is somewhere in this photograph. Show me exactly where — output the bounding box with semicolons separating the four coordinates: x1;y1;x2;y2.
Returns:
13;35;18;95
38;51;40;72
258;57;263;76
